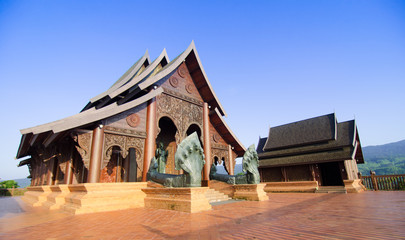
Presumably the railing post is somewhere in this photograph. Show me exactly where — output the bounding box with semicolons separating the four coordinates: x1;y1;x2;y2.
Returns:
370;170;378;191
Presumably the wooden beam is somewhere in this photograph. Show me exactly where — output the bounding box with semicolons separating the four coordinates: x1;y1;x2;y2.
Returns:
29;134;39;146
43;132;59;148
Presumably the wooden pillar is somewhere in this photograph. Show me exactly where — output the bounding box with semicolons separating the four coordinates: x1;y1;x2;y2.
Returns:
123;155;130;182
370;171;378;191
33;164;38;186
47;158;55;185
228;144;234;175
88;125;104;183
142;98;157;182
65;160;73;184
202;102;211;183
40;161;45;185
128;148;137;182
282;167;287;182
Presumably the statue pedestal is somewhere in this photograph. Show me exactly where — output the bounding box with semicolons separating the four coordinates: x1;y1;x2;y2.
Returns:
233;183;269;201
142;187;212;213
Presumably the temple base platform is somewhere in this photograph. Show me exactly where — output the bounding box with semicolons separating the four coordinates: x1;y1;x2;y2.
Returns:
22;186;52;207
233;183;269;201
22;183;147;215
142;187;212;213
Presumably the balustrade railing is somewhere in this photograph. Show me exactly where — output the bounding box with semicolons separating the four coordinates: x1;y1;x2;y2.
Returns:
362;173;405;191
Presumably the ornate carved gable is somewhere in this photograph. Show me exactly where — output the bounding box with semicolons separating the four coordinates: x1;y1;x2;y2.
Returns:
156;93;203;144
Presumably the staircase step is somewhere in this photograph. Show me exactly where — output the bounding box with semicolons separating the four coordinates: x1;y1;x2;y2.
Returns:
316;186;347;194
205;188;231;203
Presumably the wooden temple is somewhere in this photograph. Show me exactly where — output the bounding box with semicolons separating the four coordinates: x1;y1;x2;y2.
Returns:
16;41;246;187
257;113;365;193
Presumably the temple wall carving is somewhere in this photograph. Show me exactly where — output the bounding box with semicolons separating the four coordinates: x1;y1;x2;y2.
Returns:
72;130;93;169
156;93;203;144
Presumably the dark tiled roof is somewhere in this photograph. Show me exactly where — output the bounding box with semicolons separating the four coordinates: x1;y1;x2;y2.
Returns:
263;113;336;151
258;116;364;167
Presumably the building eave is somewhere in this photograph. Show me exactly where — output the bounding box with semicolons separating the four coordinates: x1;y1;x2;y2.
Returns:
210;107;246;156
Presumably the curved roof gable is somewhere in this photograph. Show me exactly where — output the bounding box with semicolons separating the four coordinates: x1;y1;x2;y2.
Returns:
139;41;227;117
89;50;150;104
108;48;169;100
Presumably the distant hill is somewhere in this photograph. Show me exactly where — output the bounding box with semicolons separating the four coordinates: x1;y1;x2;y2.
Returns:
359;139;405;176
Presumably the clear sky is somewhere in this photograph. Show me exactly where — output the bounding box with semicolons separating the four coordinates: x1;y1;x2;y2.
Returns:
1;0;404;180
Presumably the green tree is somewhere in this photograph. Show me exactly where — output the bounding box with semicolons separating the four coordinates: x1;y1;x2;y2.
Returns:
0;180;19;189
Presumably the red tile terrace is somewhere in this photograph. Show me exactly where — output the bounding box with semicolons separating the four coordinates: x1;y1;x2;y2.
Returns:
1;191;404;240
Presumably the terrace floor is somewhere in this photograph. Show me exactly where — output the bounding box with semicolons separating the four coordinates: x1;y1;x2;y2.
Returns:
1;191;405;239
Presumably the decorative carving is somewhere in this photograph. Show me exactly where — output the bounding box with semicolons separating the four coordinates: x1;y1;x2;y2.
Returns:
177;64;187;78
126;113;140;128
102;133;145;171
163;88;203;106
213;133;220;143
103;133;126;168
185;84;194;94
157;93;203;145
212;143;227;150
104;126;146;138
212;148;228;163
72;131;92;169
169;76;179;88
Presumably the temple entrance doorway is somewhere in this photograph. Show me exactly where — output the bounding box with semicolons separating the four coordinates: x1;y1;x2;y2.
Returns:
157;117;180;175
186;124;202;146
319;162;343;186
100;146;128;183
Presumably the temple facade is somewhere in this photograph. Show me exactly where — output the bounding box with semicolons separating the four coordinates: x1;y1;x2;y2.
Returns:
16;42;245;186
257;113;364;190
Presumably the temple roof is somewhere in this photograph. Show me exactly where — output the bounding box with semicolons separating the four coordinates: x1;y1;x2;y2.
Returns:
258;114;364;167
88;50;151;104
263;113;337;151
16;41;243;159
256;137;267;154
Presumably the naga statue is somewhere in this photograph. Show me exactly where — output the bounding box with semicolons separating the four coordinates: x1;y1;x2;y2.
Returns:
242;144;260;184
210;144;260;184
147;132;205;187
156;142;168;173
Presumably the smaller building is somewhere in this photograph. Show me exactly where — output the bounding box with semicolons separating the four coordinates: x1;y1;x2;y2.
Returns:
257;113;364;191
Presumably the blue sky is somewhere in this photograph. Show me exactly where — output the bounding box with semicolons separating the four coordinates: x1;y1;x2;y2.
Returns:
1;0;404;180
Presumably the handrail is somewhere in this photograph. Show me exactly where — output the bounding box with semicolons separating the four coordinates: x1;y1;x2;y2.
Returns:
361;173;405;191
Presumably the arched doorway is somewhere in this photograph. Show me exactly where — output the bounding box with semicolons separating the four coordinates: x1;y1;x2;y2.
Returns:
186;124;202;146
157;117;180;175
213;156;229;175
100;146;127;183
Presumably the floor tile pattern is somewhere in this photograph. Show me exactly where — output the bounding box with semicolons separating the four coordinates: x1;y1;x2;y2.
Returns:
1;191;404;239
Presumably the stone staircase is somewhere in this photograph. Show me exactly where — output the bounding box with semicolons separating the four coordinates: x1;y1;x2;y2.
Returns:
205;188;231;203
316;186;347;194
